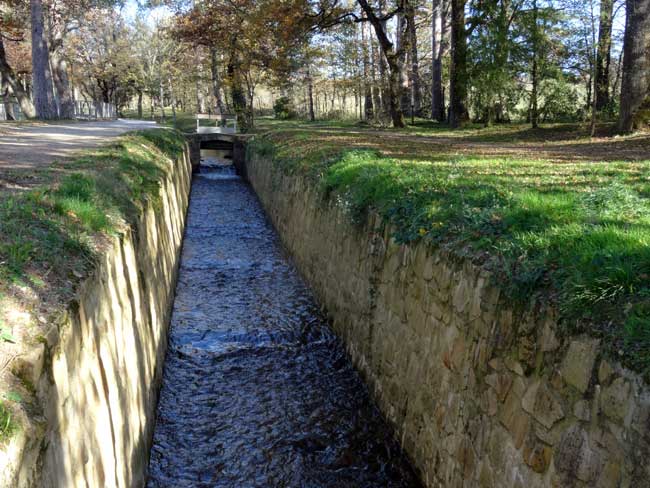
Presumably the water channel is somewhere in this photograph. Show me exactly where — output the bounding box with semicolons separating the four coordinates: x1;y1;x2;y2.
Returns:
146;150;423;487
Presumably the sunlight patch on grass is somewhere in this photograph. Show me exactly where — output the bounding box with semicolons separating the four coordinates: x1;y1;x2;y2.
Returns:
249;126;650;374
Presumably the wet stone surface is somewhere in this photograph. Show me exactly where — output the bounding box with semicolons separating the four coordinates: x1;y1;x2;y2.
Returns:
146;161;422;488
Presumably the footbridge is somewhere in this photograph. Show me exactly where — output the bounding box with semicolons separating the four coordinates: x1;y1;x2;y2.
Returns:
186;130;252;178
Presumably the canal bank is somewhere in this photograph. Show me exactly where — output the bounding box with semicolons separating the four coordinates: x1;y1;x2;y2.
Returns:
0;131;192;487
244;141;650;487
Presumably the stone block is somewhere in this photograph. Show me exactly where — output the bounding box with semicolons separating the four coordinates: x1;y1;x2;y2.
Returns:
453;276;471;315
523;438;553;473
597;360;614;385
596;461;621;488
485;372;513;403
499;378;529;449
573;400;591;422
521;380;565;429
630;397;650;437
456;438;476;480
555;425;604;483
488;358;502;371
534;418;566;446
12;342;45;388
478;461;494;488
517;335;537;372
561;338;600;393
600;377;631;423
540;319;560;352
504;357;525;376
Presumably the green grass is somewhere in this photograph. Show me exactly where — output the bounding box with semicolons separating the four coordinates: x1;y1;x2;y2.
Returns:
0;400;17;442
0;127;186;298
249;122;650;375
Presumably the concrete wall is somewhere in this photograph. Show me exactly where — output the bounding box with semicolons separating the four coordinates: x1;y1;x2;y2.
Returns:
246;151;650;488
2;148;192;487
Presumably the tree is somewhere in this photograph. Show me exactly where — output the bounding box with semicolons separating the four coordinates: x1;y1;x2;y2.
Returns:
45;0;115;118
30;0;56;118
405;0;421;115
357;0;408;127
361;22;374;119
0;0;35;118
448;0;468;127
431;0;448;121
595;0;614;112
210;47;226;114
66;10;140;109
170;0;317;130
0;37;35;118
469;0;524;126
306;66;316;121
619;0;650;132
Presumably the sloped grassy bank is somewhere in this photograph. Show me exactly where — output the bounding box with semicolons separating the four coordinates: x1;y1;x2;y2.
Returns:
250;128;650;376
246;127;650;487
0;129;191;486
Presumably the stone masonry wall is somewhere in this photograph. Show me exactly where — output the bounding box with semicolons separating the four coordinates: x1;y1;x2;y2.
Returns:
246;151;650;488
1;147;192;487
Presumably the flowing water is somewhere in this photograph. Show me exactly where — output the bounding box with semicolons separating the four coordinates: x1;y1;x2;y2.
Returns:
146;153;423;488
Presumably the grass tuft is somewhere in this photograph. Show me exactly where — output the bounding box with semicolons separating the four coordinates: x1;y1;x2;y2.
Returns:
0;401;17;442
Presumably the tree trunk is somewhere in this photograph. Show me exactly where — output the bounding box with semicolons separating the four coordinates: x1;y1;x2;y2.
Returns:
612;47;624;99
406;0;421;116
227;58;250;132
159;79;165;119
431;0;443;120
396;12;410;112
449;0;468;127
619;0;650;132
134;89;141;118
531;55;539;128
210;47;226;115
595;0;614;112
370;38;382;120
307;67;315;121
195;80;204;113
50;52;74;118
1;73;16;120
362;23;374;120
30;0;56;119
386;55;406;127
168;77;177;125
357;0;406;127
433;0;449;121
0;37;35;118
530;0;540;128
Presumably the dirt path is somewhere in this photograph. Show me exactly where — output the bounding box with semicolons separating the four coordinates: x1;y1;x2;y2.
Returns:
0;119;158;170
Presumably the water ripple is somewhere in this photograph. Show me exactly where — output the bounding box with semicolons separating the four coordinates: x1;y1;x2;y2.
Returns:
147;164;422;487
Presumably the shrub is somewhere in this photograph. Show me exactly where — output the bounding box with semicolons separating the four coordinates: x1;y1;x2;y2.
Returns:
273;97;296;120
539;78;581;122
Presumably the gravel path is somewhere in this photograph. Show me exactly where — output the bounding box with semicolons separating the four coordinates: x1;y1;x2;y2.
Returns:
0;119;159;170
